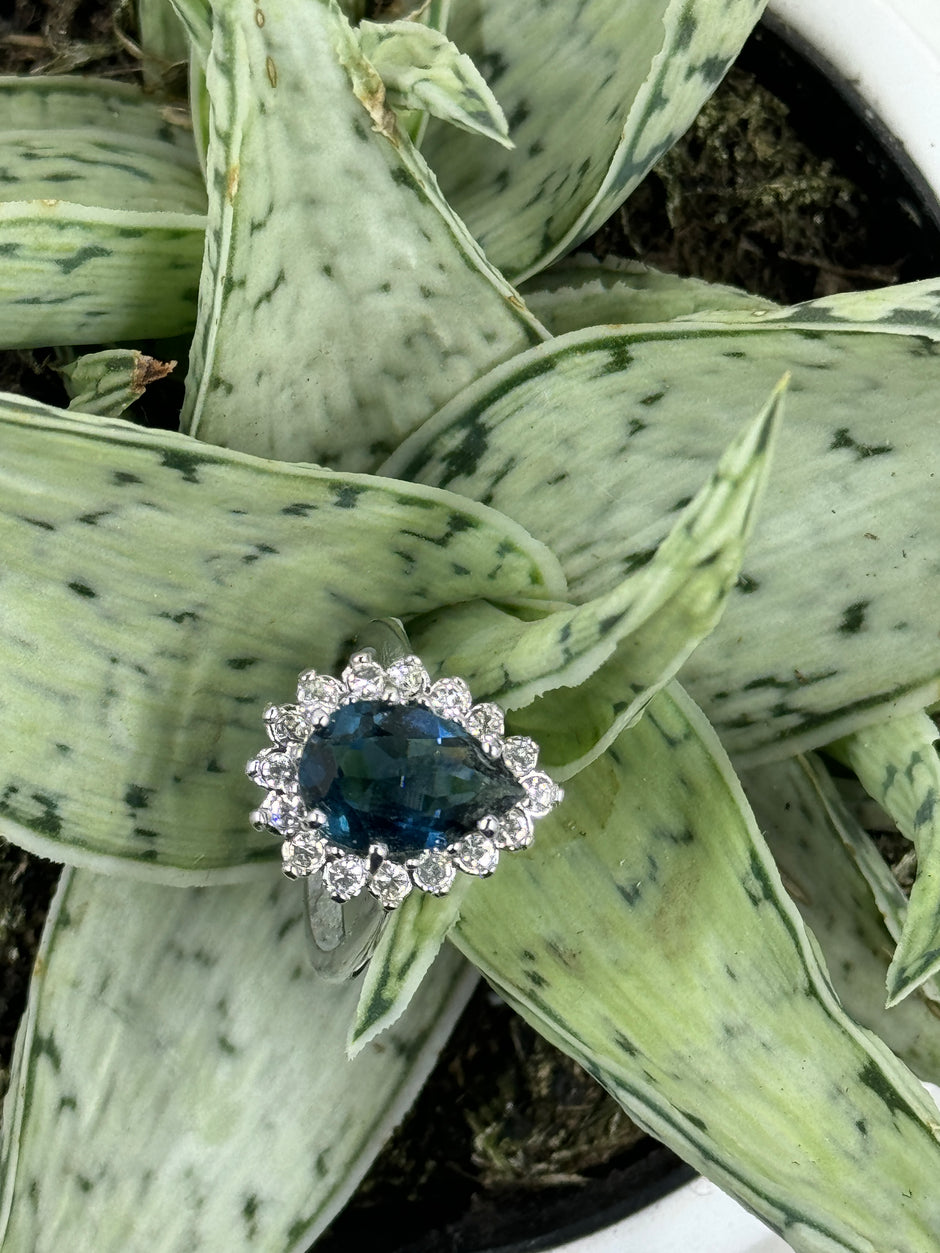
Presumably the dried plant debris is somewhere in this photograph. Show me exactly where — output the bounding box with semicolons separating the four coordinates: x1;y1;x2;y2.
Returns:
0;0;135;76
0;842;60;1099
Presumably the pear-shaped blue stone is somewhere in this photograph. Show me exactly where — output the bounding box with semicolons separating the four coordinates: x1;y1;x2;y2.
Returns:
297;700;525;857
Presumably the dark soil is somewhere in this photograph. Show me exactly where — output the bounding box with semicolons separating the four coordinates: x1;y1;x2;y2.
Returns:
2;6;938;1252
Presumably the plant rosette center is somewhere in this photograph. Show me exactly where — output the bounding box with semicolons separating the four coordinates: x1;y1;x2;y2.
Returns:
246;652;563;908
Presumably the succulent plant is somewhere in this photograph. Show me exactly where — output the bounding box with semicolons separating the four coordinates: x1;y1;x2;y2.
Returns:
2;2;940;1250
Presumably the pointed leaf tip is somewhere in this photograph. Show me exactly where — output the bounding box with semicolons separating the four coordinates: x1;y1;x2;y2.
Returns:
833;711;940;1005
349;882;469;1058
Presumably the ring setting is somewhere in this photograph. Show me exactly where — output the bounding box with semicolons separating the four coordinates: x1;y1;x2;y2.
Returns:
246;644;563;912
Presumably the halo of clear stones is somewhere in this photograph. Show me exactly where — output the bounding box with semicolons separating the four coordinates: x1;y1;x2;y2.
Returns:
495;807;533;850
386;655;430;700
411;850;457;895
370;860;413;907
521;771;564;818
266;704;311;745
466;702;505;738
451;832;499;876
342;655;388;699
281;837;326;878
501;736;540;775
426;676;472;720
322;855;369;900
247;652;563;908
297;671;344;708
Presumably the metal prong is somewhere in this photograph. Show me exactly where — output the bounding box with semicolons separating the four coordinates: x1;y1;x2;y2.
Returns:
476;814;500;836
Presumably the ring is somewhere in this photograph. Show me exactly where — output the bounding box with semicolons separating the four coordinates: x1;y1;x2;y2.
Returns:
245;619;563;979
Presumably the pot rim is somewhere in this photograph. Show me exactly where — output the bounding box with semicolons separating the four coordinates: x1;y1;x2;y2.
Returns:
767;0;940;228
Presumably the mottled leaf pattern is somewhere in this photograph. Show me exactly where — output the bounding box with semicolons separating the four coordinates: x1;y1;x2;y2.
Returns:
0;394;563;879
0;74;205;348
680;275;940;339
383;325;940;760
520;254;774;335
422;0;766;281
411;383;782;775
182;0;545;470
350;880;469;1057
0;75;197;146
453;685;940;1252
743;755;940;1083
832;712;940;1004
0;201;204;349
61;349;176;418
0;869;476;1252
0;131;204;214
357;20;510;146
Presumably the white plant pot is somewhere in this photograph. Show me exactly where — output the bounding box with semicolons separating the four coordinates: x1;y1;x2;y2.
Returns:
769;0;940;220
535;3;940;1250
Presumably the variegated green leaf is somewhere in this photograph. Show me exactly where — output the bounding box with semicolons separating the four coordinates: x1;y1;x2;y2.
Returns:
679;275;940;339
61;349;176;418
520;254;774;335
0;75;196;148
0;76;205;349
138;0;192;86
0;868;476;1252
742;755;940;1084
831;712;940;1005
0;394;564;880
411;381;783;777
357;20;511;147
383;325;940;761
805;762;913;958
421;0;766;282
0;131;205;213
167;0;212;61
0;201;205;349
350;879;469;1057
453;685;940;1251
182;0;545;470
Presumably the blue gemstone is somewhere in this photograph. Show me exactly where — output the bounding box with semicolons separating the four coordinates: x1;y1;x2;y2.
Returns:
297;700;525;858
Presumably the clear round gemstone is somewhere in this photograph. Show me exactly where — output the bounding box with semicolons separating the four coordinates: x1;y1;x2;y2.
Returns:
341;658;388;699
495;807;534;850
386;654;430;700
369;861;413;908
411;851;457;896
280;840;323;879
297;671;344;709
322;855;369;900
501;736;540;776
426;677;472;719
259;791;306;833
266;704;311;745
466;702;505;740
246;749;296;790
521;771;563;817
451;832;499;877
293;829;327;857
